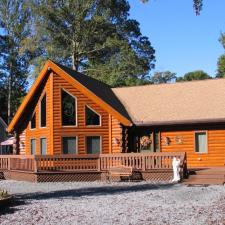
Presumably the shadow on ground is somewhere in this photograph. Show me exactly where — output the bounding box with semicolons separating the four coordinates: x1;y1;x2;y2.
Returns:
17;182;176;201
0;182;177;215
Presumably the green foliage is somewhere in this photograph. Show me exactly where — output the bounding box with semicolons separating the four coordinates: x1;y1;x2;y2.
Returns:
151;71;177;84
216;55;225;78
30;0;155;87
177;70;211;82
142;0;203;15
0;0;37;123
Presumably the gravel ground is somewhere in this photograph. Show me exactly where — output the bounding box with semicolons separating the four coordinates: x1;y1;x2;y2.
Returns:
0;180;224;225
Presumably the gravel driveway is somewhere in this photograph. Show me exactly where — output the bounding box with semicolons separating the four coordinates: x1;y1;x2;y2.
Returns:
0;180;224;225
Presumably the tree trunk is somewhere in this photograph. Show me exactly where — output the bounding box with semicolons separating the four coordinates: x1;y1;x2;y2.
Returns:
7;66;12;125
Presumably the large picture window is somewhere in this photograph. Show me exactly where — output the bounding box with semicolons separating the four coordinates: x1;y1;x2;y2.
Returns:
30;139;36;155
40;138;47;155
85;106;100;126
40;94;46;127
61;90;76;126
195;131;208;153
86;136;101;154
62;137;77;154
30;113;36;129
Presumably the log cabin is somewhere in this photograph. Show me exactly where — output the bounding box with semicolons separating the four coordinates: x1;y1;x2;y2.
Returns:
1;60;225;183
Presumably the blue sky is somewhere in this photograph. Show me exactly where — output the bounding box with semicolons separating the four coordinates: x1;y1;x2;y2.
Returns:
128;0;225;77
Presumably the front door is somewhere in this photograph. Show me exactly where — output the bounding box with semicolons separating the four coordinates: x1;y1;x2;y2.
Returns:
135;130;160;153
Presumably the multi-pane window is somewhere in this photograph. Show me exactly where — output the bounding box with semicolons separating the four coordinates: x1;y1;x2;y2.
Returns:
61;90;76;126
195;131;207;153
40;94;46;127
62;137;77;154
30;139;36;155
85;106;100;126
40;138;47;155
86;136;101;154
30;113;36;129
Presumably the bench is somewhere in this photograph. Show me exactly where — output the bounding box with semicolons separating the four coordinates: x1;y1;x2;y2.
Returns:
107;165;133;182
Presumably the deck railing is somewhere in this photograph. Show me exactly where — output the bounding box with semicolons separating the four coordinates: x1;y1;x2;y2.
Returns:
0;152;186;174
100;152;186;171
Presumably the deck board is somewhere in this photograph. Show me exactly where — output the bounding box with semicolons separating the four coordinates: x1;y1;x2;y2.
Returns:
184;167;225;185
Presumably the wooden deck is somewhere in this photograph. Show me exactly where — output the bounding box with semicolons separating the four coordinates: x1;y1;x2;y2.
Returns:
184;167;225;185
0;152;186;182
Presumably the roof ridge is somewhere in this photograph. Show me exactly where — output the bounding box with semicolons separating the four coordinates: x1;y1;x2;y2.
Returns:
112;77;224;90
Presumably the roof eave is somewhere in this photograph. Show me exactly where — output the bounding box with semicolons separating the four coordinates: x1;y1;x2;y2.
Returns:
134;118;225;127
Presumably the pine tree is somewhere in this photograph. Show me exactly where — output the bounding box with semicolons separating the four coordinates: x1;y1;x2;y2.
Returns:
0;0;36;123
30;0;155;87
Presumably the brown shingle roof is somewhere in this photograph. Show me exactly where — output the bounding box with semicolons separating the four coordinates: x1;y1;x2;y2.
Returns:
112;79;225;125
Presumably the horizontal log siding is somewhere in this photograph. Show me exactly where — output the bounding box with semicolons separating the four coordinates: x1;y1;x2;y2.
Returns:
52;73;110;154
24;74;52;155
161;129;225;167
111;116;123;153
19;130;26;155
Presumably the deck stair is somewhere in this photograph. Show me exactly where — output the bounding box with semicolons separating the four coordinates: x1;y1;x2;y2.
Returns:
184;167;225;185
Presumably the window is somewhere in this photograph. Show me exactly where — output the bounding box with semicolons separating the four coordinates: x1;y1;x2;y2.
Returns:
86;136;101;154
195;131;207;153
40;138;47;155
85;106;100;126
61;90;76;126
40;94;46;127
30;139;36;155
30;113;36;129
62;137;77;154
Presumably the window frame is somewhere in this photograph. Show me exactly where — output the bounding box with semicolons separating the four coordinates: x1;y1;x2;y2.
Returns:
61;88;78;127
85;105;101;127
61;136;78;155
40;137;47;155
30;112;36;130
85;135;102;154
39;92;47;128
30;138;36;155
194;130;208;154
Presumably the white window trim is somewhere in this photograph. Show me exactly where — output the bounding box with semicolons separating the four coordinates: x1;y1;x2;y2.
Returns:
39;92;47;128
61;136;78;155
30;112;36;130
30;138;36;155
40;137;47;155
194;131;208;154
61;88;78;127
85;105;102;127
85;135;102;154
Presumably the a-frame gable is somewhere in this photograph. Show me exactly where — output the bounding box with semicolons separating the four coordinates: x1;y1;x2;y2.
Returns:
8;60;132;132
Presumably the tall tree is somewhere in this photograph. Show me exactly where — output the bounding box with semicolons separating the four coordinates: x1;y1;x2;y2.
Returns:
30;0;155;87
177;70;211;82
151;71;176;84
0;0;35;123
216;55;225;78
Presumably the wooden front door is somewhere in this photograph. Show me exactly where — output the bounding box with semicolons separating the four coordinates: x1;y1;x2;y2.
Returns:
129;128;160;153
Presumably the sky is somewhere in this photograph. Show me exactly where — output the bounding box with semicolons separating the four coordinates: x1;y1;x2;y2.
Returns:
128;0;225;78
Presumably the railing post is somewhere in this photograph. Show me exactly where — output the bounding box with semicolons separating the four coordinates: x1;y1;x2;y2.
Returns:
33;156;38;173
97;157;101;171
142;155;146;171
8;157;11;171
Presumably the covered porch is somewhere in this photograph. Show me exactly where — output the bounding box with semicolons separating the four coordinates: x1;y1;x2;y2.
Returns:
0;152;187;182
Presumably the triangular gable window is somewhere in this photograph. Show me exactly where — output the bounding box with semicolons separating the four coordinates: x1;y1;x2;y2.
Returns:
85;106;100;126
61;89;77;126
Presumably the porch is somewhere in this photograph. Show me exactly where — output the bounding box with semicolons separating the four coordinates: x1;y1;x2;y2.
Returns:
0;152;187;182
